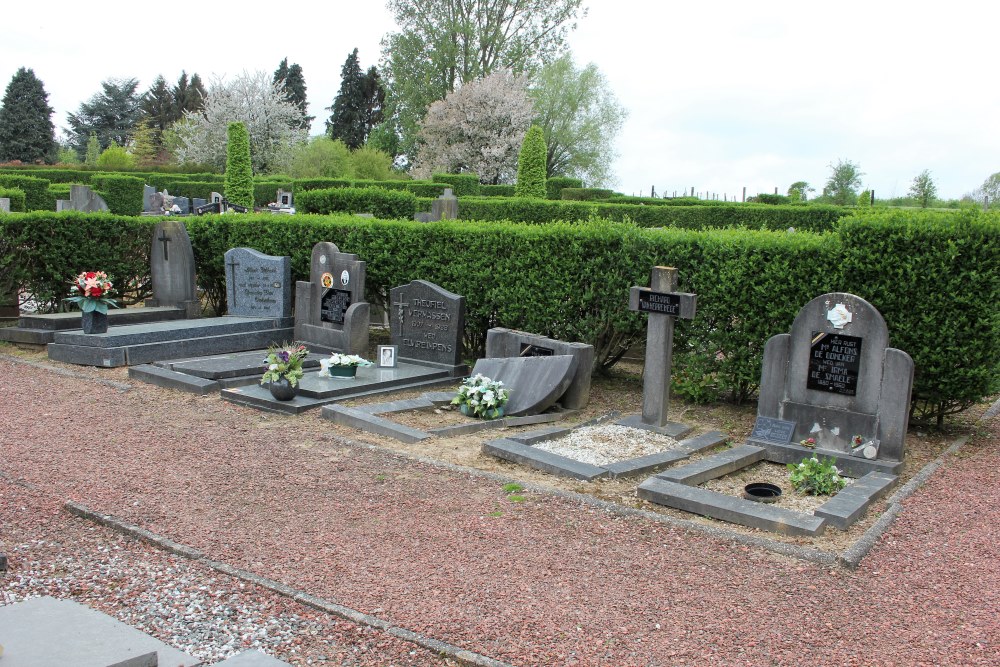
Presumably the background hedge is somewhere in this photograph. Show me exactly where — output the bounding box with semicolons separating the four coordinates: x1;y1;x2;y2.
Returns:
90;174;144;216
295;187;416;219
0;174;49;211
0;187;26;212
432;173;481;196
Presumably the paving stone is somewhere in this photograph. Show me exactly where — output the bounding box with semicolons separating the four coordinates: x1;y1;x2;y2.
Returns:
679;430;728;453
604;450;689;479
210;649;293;666
507;426;574;445
482;439;608;481
503;412;568;427
422;391;457;404
427;420;504;437
615;413;693;439
323;405;432;443
637;477;826;536
656;444;766;486
127;364;220;395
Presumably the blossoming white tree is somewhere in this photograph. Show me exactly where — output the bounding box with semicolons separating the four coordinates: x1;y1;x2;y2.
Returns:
411;71;534;184
172;70;306;174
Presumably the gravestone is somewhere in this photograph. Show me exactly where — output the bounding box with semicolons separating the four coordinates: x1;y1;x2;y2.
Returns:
211;191;223;204
172;196;190;215
143;184;156;212
753;292;913;473
293;241;369;355
485;328;594;410
191;197;207;210
390;280;466;372
617;266;697;437
430;188;459;221
68;185;109;212
0;197;9;213
224;248;291;318
144;220;200;318
276;189;293;206
469;355;578;416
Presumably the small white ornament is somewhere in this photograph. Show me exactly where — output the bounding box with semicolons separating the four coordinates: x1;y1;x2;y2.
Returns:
863;444;878;459
319;255;327;265
827;303;853;329
341;270;350;286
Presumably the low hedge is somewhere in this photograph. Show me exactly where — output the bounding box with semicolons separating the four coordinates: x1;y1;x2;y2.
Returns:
295;186;416;219
0;187;26;212
90;174;144;216
255;180;294;207
0;174;50;211
546;176;583;200
406;182;450;197
432;173;480;196
480;185;516;197
561;187;615;201
4;208;996;422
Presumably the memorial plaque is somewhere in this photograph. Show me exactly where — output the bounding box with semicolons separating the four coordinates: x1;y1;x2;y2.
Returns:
635;289;681;316
807;332;863;396
750;417;796;444
320;289;351;324
389;280;465;367
520;343;554;357
224;248;291;318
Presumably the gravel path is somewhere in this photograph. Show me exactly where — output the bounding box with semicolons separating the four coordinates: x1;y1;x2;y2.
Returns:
1;357;998;666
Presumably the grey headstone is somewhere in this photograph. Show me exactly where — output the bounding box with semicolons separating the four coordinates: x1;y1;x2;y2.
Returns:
757;292;913;465
69;184;109;212
390;280;465;368
211;191;223;204
145;220;200;317
293;241;370;355
192;197;207;209
485;328;594;410
149;192;165;213
431;188;459;220
470;354;578;416
276;189;293;206
0;197;10;213
56;199;72;211
173;196;190;214
224;247;292;318
143;184;156;212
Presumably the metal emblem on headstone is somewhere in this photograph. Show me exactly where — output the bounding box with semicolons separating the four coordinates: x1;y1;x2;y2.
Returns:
321;272;334;288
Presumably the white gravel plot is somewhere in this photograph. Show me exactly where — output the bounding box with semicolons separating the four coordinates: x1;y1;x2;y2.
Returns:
532;424;683;466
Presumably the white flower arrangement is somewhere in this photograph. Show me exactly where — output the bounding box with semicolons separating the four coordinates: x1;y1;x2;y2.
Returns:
327;353;371;367
451;374;509;420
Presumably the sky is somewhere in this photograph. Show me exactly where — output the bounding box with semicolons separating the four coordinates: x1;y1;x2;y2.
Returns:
3;0;997;200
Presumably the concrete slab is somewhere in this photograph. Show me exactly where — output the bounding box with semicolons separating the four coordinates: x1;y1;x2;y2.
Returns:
814;472;898;529
128;364;220;395
679;430;729;453
656;445;766;486
751;439;903;476
162;350;323;380
0;596;198;667
615;413;693;439
637;477;827;536
324;405;434;443
604;450;689;479
210;649;293;666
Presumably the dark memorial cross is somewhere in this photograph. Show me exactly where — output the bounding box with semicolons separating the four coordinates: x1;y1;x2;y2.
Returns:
158;229;172;261
225;256;240;307
628;266;697;428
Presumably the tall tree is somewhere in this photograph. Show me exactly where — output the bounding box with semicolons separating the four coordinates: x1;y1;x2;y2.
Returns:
515;125;547;198
0;67;56;163
224;121;254;208
411;70;534;184
529;54;626;187
139;75;174;139
908;169;937;208
380;0;585;164
787;181;813;201
327;49;367;149
822;159;864;205
273;58;312;130
65;78;141;156
172;71;206;118
361;66;385;141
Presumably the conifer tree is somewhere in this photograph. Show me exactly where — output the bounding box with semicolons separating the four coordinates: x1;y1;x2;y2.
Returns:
327;50;384;149
0;67;56;163
515;125;547;198
140;75;174;140
84;131;100;166
273;58;312;130
172;71;206;118
224;122;254;208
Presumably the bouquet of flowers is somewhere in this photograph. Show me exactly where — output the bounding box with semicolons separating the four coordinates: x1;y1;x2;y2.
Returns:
260;343;309;387
66;271;118;314
326;353;372;367
451;374;509;420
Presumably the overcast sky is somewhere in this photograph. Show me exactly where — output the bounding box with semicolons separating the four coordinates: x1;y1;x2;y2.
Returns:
3;1;996;199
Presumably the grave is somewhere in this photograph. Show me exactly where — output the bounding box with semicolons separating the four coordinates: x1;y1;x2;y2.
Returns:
293;242;370;356
56;185;109;213
485;328;594;409
225;248;292;319
0;220;200;346
390;279;467;374
616;266;697;437
0;196;10;213
413;188;459;222
637;292;910;534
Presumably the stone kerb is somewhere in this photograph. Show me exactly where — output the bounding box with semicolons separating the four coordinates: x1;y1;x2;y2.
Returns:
485;327;594;410
293;241;369;355
224;248;292;319
757;292;914;465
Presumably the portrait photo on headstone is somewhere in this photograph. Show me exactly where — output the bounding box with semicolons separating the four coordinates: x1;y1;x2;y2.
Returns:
378;345;398;368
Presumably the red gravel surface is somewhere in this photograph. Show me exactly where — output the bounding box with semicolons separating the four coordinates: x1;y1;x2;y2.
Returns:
1;357;998;666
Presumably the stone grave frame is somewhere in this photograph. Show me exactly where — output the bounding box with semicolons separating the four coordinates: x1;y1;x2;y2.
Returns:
293;242;369;355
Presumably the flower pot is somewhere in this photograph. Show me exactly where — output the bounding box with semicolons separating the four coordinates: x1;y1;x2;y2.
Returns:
327;364;357;378
459;403;504;420
81;310;108;334
267;377;299;401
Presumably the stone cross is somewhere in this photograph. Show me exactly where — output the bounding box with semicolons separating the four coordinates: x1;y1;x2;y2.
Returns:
158;229;172;261
628;266;697;430
225;255;240;306
391;292;409;328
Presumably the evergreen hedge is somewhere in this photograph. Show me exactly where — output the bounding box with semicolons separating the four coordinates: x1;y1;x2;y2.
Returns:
480;185;516;197
546;177;583;200
90;174;144;216
561;187;615;201
0;187;25;212
295;187;416;219
432;173;481;196
223;122;254;208
515;126;547;198
0;174;49;211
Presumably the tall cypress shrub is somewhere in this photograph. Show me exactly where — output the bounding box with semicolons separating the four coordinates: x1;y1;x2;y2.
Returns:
224;121;253;208
515;125;547;199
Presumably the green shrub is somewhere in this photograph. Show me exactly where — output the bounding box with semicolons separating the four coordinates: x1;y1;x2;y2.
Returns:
0;187;26;212
432;173;480;196
0;167;93;184
788;456;848;495
0;174;50;211
224;122;254;208
546;176;583;200
90;174;144;215
406;182;449;197
255;180;294;207
515;125;547;199
295;186;416;219
294;178;352;191
751;193;792;205
561;187;615;201
480;185;516;197
96;143;136;171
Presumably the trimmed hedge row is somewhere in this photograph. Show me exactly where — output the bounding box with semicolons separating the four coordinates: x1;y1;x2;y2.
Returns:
547;176;583;200
0;187;26;212
432;173;481;196
0;174;49;211
3;210;996;422
295;187;416;219
90;174;144;216
561;187;615;201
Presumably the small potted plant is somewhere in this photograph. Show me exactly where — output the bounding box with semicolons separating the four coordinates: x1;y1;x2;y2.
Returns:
66;271;118;334
787;456;848;496
451;374;509;420
260;343;309;400
319;352;372;378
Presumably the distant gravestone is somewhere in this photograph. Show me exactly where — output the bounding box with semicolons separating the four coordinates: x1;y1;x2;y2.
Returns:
276;189;293;206
0;198;9;213
224;248;291;318
293;242;369;355
149;192;166;213
430;188;458;221
173;196;190;215
143;184;156;212
754;292;913;472
390;280;465;371
69;185;109;212
144;220;200;318
211;192;223;204
617;266;697;437
191;197;207;210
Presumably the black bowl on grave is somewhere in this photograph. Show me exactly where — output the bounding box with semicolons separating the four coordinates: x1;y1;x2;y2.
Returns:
743;482;782;503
